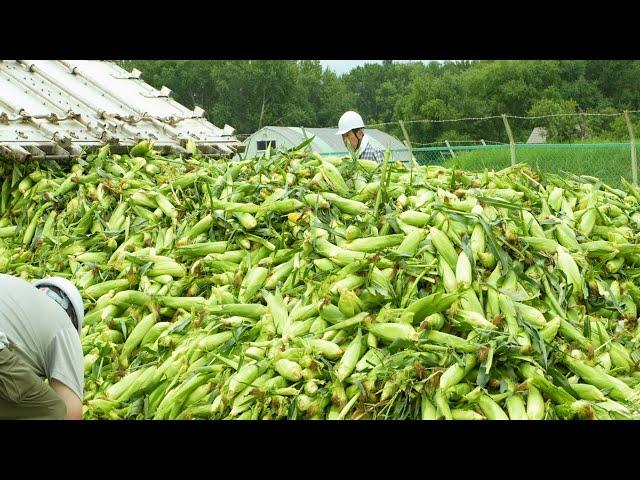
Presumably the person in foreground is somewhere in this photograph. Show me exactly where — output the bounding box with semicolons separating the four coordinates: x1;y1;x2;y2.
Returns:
0;274;84;419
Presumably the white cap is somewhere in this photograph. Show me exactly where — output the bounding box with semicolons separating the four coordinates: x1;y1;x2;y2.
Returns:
336;111;365;135
33;277;84;335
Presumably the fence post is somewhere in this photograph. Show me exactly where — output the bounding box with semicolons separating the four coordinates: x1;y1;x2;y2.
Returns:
502;114;516;166
399;120;414;186
444;140;456;158
624;110;638;188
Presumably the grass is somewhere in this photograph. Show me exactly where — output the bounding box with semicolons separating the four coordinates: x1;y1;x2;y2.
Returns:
437;144;635;188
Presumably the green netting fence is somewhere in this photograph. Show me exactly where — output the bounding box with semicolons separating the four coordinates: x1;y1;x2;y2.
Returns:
323;142;640;188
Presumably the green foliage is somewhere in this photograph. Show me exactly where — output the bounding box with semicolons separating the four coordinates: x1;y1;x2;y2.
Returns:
527;98;579;142
116;60;640;143
117;60;354;134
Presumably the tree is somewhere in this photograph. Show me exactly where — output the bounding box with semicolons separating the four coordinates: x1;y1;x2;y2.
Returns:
527;98;580;142
584;61;640;109
114;59;640;144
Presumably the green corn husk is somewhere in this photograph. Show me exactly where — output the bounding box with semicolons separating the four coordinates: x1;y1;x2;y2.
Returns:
421;395;438;420
338;290;363;318
429;226;458;270
320;161;349;195
366;322;418;343
439;354;476;391
342;234;404;253
478;394;509;420
238;266;269;303
555;222;580;251
6;137;640;422
119;313;157;368
398;210;431;227
520;364;576;405
0;225;17;238
424;330;479;353
579;208;597;238
526;385;545;420
395;229;425;257
109;290;153;308
84;279;131;299
570;383;607;402
328;274;365;295
556;246;583;297
439;256;458;293
335;330;363;383
522;210;546;238
321;192;370;215
561;355;637;402
455;251;473;289
434;389;453;420
608;342;634;372
106;367;147;401
274;359;303;382
302;338;343;360
407;291;460;324
515;303;547;328
454;310;496;330
540;316;561;343
451;409;485;421
521;236;559;254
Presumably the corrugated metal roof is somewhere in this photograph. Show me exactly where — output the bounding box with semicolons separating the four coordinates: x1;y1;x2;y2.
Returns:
0;60;244;162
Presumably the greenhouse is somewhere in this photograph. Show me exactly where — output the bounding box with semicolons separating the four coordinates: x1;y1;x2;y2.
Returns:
241;126;410;162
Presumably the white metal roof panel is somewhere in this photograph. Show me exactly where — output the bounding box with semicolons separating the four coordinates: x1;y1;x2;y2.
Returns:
0;60;243;161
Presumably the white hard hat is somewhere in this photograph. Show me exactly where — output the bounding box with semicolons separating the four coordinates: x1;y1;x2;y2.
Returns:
336;111;365;135
33;277;84;335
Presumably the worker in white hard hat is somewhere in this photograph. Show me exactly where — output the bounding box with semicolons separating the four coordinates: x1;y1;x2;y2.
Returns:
336;111;386;163
0;274;85;419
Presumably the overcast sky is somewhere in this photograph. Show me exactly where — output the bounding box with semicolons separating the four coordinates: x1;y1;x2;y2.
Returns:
320;60;437;75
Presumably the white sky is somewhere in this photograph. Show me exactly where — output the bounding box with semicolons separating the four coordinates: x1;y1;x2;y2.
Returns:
320;60;438;75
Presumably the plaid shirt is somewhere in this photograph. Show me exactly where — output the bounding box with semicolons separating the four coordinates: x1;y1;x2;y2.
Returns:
358;135;386;164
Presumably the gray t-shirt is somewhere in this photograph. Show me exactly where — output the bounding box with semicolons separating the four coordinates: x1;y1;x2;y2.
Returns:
0;274;84;400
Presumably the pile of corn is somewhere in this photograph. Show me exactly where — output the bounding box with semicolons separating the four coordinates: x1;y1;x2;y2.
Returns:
2;139;640;420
